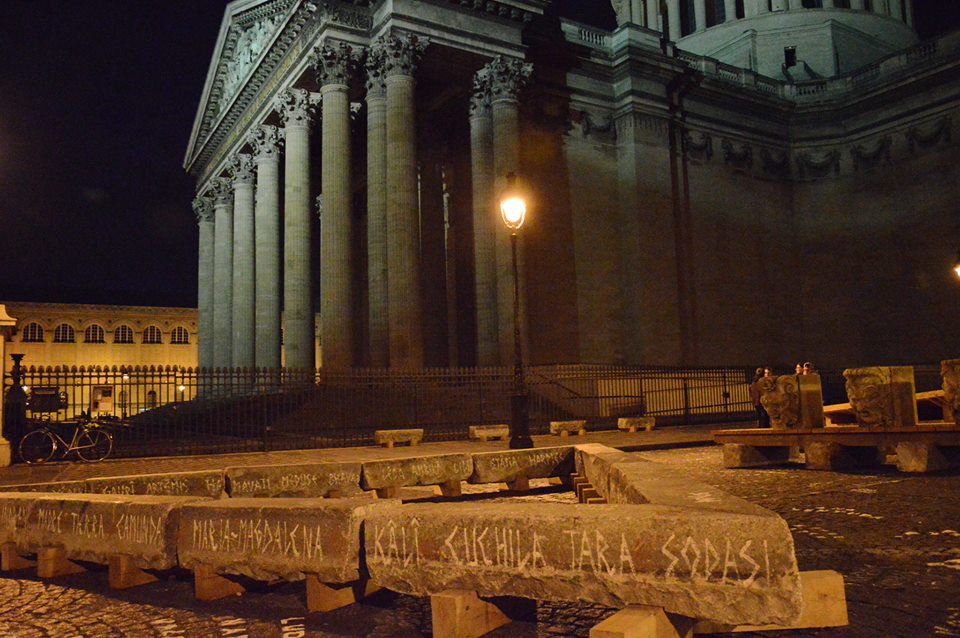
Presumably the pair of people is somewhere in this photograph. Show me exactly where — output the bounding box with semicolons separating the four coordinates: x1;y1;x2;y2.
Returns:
795;362;815;375
750;367;772;428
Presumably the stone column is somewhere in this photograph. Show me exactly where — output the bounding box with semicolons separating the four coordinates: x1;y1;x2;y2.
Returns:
470;70;499;366
888;0;902;20
211;177;234;370
192;196;215;373
903;0;913;25
667;0;682;39
486;57;532;366
230;153;256;371
365;47;389;368
724;0;737;20
248;125;284;371
381;33;428;369
694;0;706;31
274;88;320;371
630;0;644;25
314;43;357;371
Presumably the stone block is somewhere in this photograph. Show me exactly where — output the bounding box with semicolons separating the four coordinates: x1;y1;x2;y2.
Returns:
895;442;960;473
591;605;693;638
550;420;587;436
0;542;34;571
361;454;472;491
759;376;800;429
0;480;87;494
109;554;159;589
617;417;656;433
722;444;791;468
469;447;574;484
226;462;362;498
22;494;200;570
468;425;510;441
85;470;225;498
374;428;424;448
0;495;32;545
843;366;918;428
941;359;960;423
194;563;245;601
797;374;825;429
37;546;86;578
365;502;802;627
177;497;401;583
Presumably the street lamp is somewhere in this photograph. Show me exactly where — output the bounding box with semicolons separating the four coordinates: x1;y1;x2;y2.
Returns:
500;172;534;450
953;249;960;279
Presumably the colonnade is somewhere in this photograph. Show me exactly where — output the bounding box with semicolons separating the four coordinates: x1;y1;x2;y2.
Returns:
193;34;533;372
622;0;914;37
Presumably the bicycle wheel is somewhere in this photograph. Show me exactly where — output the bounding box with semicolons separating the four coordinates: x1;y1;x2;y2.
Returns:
19;430;56;464
76;429;112;462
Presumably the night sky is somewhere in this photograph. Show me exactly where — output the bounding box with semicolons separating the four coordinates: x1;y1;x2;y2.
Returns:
1;0;957;309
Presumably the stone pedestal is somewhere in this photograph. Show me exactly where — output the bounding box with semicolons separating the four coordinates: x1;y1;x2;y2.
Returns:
798;373;825;429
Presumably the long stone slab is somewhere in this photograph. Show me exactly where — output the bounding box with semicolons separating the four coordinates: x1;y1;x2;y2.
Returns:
177;497;401;583
365;502;802;627
0;480;87;494
20;494;204;570
469;447;574;484
226;462;363;498
85;470;225;498
361;454;472;490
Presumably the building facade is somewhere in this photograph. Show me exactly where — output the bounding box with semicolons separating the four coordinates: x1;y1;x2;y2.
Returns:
185;0;960;370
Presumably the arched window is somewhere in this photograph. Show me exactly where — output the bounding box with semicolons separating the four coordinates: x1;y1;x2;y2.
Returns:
22;323;44;342
53;324;75;343
146;390;158;408
114;325;134;344
171;326;190;344
84;324;105;343
143;325;162;344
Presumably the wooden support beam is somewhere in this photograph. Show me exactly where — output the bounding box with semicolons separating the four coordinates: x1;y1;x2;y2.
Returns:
0;543;35;571
431;589;513;638
108;554;158;589
37;547;85;578
693;570;848;634
440;480;462;497
505;476;529;492
376;486;402;499
591;605;694;638
194;564;245;601
306;575;379;613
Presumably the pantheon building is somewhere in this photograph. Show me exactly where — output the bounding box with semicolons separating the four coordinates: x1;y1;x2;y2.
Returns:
185;0;960;371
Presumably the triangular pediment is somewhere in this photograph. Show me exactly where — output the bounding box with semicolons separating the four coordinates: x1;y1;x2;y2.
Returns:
184;0;298;173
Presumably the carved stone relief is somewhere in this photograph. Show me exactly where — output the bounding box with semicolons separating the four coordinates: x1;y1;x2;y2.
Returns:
907;116;952;154
759;375;800;430
843;366;918;428
721;139;753;169
795;149;840;180
219;14;286;115
941;359;960;424
192;197;214;224
683;130;712;162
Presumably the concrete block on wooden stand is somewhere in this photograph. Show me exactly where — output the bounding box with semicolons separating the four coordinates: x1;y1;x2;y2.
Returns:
722;444;790;468
550;420;586;436
306;575;379;613
374;429;423;448
618;417;655;433
431;589;523;638
591;606;693;638
896;442;960;473
468;425;510;441
694;570;847;634
805;443;882;471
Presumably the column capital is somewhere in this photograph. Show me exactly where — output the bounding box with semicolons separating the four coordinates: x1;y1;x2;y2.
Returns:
485;56;533;104
470;68;492;118
312;42;359;87
373;33;429;78
248;124;284;161
274;88;320;128
192;196;214;224
365;45;387;99
230;153;256;185
211;177;234;206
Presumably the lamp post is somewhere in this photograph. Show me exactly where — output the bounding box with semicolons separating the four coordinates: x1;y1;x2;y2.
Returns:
499;172;534;449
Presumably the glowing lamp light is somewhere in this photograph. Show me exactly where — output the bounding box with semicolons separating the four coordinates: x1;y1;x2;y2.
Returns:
499;173;527;231
178;384;186;393
954;249;960;279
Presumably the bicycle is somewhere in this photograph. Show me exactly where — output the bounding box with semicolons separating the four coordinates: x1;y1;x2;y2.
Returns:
19;414;114;464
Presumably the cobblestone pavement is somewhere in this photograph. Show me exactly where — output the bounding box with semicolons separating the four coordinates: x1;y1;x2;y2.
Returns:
1;444;958;637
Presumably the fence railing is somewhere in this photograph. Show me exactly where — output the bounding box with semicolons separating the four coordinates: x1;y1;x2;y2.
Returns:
3;363;754;460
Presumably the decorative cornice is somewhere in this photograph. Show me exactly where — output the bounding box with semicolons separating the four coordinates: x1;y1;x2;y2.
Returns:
470;68;491;118
192;197;214;224
230;153;256;184
248;124;284;161
211;177;234;206
907;116;951;154
375;33;429;78
274;88;321;128
312;42;359;87
485;56;533;103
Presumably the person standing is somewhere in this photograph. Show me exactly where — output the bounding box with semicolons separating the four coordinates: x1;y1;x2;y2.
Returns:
750;367;770;428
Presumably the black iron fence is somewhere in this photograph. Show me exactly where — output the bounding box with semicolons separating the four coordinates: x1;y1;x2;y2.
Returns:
3;363;754;460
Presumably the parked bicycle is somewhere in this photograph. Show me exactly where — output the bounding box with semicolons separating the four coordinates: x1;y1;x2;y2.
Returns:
19;413;114;464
